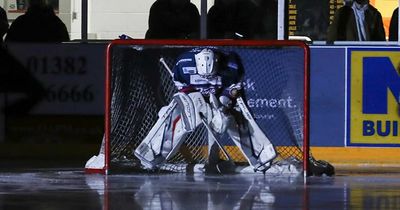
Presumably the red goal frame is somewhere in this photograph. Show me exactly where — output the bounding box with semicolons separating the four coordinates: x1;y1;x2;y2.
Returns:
92;39;310;176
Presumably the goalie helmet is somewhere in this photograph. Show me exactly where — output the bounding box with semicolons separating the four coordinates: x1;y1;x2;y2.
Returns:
195;48;217;77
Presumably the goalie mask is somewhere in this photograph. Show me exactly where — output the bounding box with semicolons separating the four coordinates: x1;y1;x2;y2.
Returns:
195;48;217;78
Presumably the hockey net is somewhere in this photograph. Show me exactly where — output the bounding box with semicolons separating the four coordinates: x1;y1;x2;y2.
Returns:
85;40;310;175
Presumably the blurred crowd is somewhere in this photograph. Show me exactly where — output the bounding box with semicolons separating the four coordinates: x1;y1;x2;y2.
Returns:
1;0;399;43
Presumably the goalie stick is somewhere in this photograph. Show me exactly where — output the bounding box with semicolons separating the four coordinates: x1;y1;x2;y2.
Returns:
199;112;237;174
159;57;173;77
198;112;233;161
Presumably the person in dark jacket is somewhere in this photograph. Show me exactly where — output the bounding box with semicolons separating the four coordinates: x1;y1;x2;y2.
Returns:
252;0;278;40
327;0;385;43
5;0;69;42
0;45;46;115
389;7;398;41
145;0;200;39
0;6;8;43
207;0;258;39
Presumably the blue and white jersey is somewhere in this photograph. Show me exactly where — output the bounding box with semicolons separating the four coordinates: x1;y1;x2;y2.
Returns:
172;48;243;97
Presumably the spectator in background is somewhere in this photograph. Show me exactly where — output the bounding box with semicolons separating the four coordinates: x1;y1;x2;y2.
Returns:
5;0;69;42
389;7;398;41
0;6;8;43
295;0;330;41
252;0;278;40
207;0;258;39
145;0;200;39
0;46;46;116
327;0;385;43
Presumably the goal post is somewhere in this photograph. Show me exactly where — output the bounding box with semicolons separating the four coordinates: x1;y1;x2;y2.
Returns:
86;39;310;175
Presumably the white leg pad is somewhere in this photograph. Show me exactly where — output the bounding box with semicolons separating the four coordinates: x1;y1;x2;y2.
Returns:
226;98;277;172
134;101;178;169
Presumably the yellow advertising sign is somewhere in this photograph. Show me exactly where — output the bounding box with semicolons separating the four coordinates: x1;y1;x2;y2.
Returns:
348;50;400;146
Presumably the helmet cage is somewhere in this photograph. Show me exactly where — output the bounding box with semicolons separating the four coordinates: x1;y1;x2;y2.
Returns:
195;49;216;78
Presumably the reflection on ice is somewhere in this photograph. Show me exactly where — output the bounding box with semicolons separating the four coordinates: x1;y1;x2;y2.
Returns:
1;169;400;210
